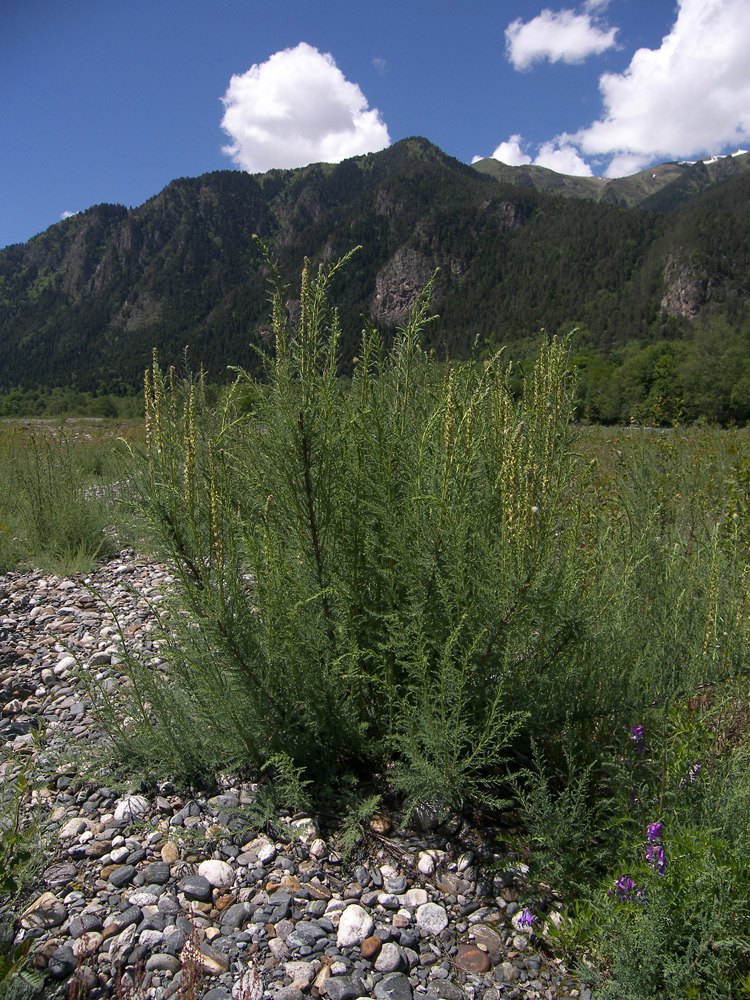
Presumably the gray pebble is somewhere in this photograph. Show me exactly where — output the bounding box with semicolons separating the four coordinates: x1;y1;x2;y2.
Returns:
373;972;414;1000
178;874;212;901
108;864;136;887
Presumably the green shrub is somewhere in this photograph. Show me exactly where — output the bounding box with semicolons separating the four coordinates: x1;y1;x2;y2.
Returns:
101;245;581;811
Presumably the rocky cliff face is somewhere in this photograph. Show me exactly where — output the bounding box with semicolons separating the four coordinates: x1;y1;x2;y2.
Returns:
372;249;435;324
661;254;711;319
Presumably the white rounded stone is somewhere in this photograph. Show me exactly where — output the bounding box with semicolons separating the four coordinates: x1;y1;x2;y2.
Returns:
198;859;235;888
257;842;277;863
416;902;448;935
113;795;150;822
58;816;87;840
417;853;435;875
336;904;374;947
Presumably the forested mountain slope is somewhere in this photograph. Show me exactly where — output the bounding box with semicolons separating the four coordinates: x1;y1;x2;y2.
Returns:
0;138;748;408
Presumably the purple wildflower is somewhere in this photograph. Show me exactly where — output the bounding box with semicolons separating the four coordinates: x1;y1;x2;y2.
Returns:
517;908;536;928
647;821;663;843
615;876;635;896
630;724;645;754
611;876;646;905
646;842;666;875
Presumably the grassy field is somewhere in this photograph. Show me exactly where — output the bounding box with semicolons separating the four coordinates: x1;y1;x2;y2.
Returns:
0;418;144;575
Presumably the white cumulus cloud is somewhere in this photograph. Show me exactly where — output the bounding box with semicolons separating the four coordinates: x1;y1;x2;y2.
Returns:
60;210;78;220
220;42;391;173
476;134;592;176
576;0;750;174
492;134;532;166
505;8;618;70
534;141;593;174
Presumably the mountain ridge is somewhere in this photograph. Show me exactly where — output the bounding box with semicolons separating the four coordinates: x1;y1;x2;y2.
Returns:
472;149;750;209
0;137;748;405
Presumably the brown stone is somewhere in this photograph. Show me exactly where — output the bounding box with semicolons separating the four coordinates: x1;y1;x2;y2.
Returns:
455;944;492;975
267;873;301;893
435;873;472;896
470;924;504;961
86;841;110;859
361;936;382;960
369;813;392;834
161;841;180;863
306;879;332;901
181;939;230;974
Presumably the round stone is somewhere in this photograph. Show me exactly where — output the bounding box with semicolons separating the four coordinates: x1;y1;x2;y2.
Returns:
361;935;382;960
374;942;405;973
145;953;181;973
470;924;503;957
325;975;368;1000
114;794;150;822
58;816;87;839
198;858;235;889
385;876;408;894
337;904;374;948
72;931;102;959
373;972;413;1000
274;990;305;1000
21;892;67;929
403;888;428;908
161;841;180;863
43;862;78;887
232;964;263;1000
415;903;448;936
179;874;213;901
141;861;171;884
417;853;435;876
257;842;278;863
48;945;77;979
455;944;491;974
108;864;136;887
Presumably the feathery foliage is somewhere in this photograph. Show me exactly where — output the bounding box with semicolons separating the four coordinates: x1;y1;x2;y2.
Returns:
107;244;578;813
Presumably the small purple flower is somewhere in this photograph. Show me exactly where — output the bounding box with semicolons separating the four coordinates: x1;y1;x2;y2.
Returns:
517;907;536;928
680;763;702;788
646;842;666;875
611;875;647;905
615;875;635;896
630;724;645;754
647;821;663;843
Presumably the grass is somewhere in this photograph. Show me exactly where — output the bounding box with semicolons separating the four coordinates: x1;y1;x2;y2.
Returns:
1;254;750;999
0;418;143;574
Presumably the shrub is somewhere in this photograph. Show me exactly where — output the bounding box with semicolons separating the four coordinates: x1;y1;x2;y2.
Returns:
102;245;580;811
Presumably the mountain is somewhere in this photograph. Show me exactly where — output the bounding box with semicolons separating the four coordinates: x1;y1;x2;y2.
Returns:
472;150;750;210
0;137;749;399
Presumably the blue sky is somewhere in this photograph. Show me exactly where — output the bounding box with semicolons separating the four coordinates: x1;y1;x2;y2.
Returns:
2;0;749;249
